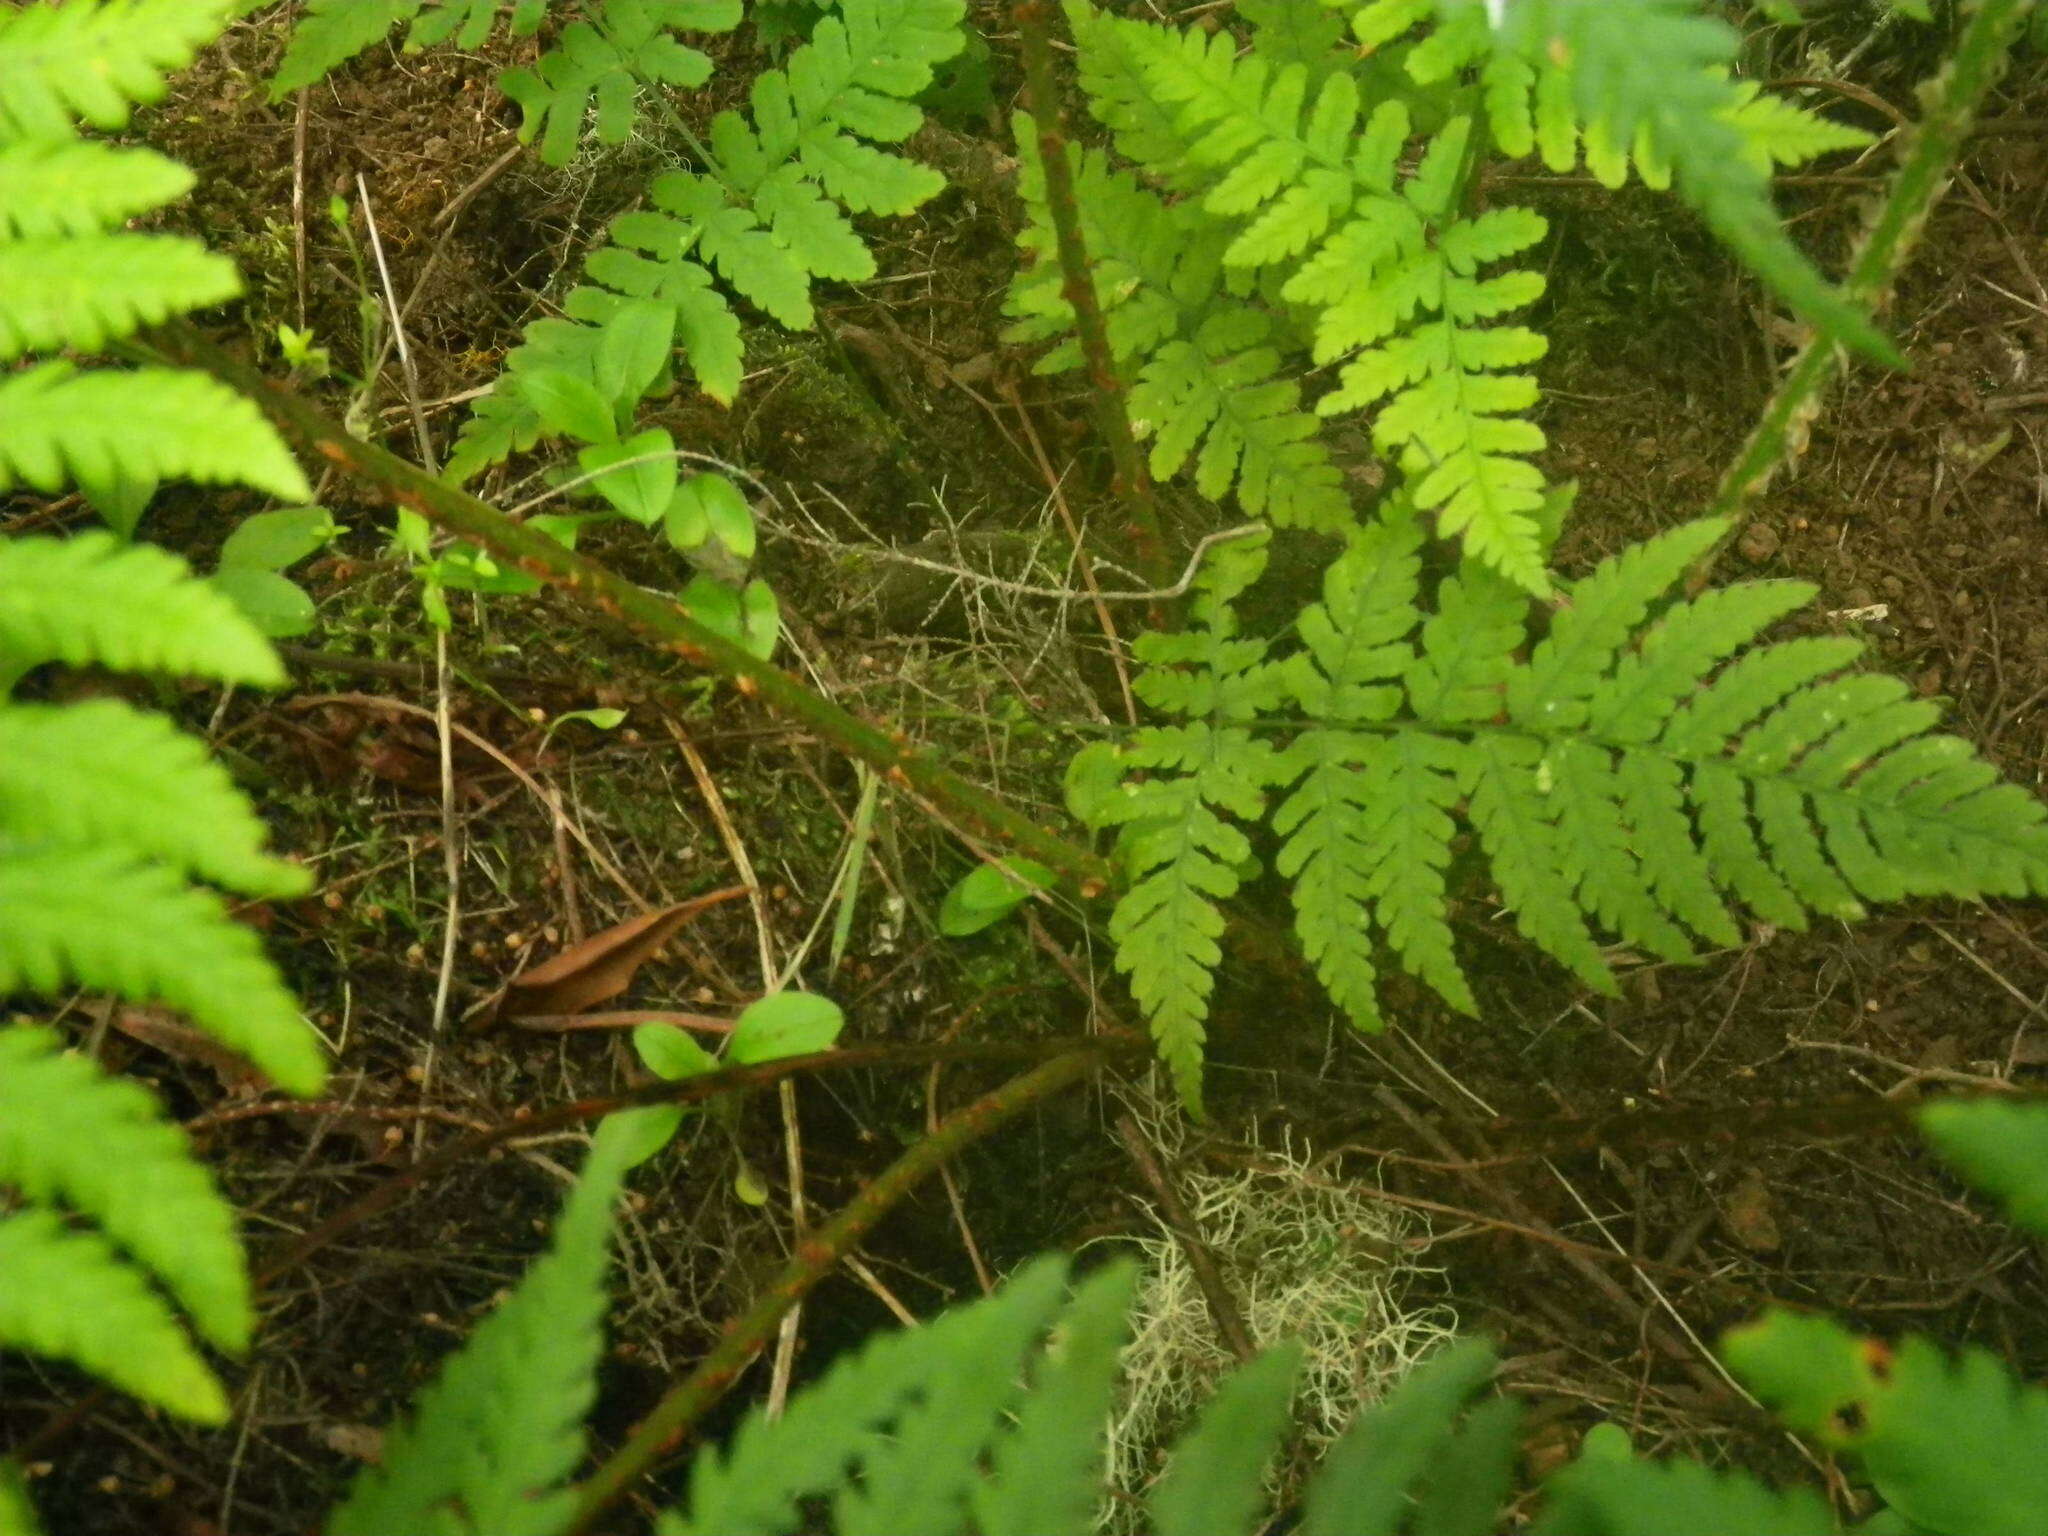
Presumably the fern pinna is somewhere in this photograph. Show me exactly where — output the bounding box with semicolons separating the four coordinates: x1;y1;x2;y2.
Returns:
1072;512;2048;1110
1007;1;1876;594
442;0;964;486
0;0;323;1458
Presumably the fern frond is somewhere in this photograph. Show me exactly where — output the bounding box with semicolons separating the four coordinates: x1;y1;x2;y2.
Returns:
0;1211;227;1424
500;1;736;167
447;0;958;480
0;847;325;1095
0;235;238;359
1094;514;2048;1075
1496;0;1892;361
664;1256;1083;1536
0;701;309;896
1301;1338;1506;1536
831;1259;1083;1536
1006;130;1350;531
0;0;226;140
1068;534;1283;1110
328;1111;648;1536
0;365;311;503
1533;1452;1835;1536
0;142;194;237
971;1261;1137;1536
1045;7;1552;581
270;0;422;96
0;1026;251;1353
0;533;285;683
1917;1098;2048;1235
1724;1309;2048;1536
1149;1343;1303;1536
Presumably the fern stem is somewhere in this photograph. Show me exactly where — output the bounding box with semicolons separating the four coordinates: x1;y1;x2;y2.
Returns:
1703;0;2031;540
566;1044;1110;1531
1012;0;1171;594
147;321;1112;894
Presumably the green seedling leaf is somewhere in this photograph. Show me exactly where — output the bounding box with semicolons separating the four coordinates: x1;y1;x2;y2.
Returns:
679;572;742;642
553;707;627;732
595;300;674;404
730;992;844;1064
578;428;677;526
520;368;616;444
733;1159;771;1206
633;1022;719;1082
210;565;316;638
430;544;540;595
220;506;340;572
527;513;586;549
606;1104;684;1169
940;857;1054;936
740;579;779;661
670;472;754;561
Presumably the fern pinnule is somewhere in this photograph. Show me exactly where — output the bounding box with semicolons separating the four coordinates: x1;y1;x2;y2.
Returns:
0;235;238;359
0;1210;228;1423
326;1112;648;1536
0;1027;252;1353
1533;1452;1835;1536
0;532;288;683
0;848;324;1095
971;1261;1136;1536
0;366;311;504
1918;1098;2048;1236
0;0;225;140
1148;1342;1302;1536
0;700;310;896
0;141;195;237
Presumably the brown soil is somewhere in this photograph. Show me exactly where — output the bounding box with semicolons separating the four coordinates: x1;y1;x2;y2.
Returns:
5;3;2048;1532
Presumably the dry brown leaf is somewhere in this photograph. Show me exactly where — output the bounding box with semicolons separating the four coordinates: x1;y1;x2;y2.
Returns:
475;886;748;1029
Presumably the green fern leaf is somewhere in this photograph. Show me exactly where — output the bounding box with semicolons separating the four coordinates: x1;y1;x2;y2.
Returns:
832;1259;1079;1536
664;1256;1082;1536
1497;0;1894;364
0;701;309;896
407;0;549;52
0;1026;251;1352
0;365;311;503
328;1111;647;1536
972;1261;1137;1536
271;0;421;96
1533;1452;1834;1536
0;234;238;359
449;0;954;479
1007;129;1351;531
1069;535;1283;1109
1917;1098;2048;1236
0;533;286;683
0;847;325;1095
0;0;226;140
1150;1343;1303;1536
1301;1338;1504;1536
0;1459;45;1536
0;141;193;237
0;1210;227;1424
1724;1309;2048;1536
